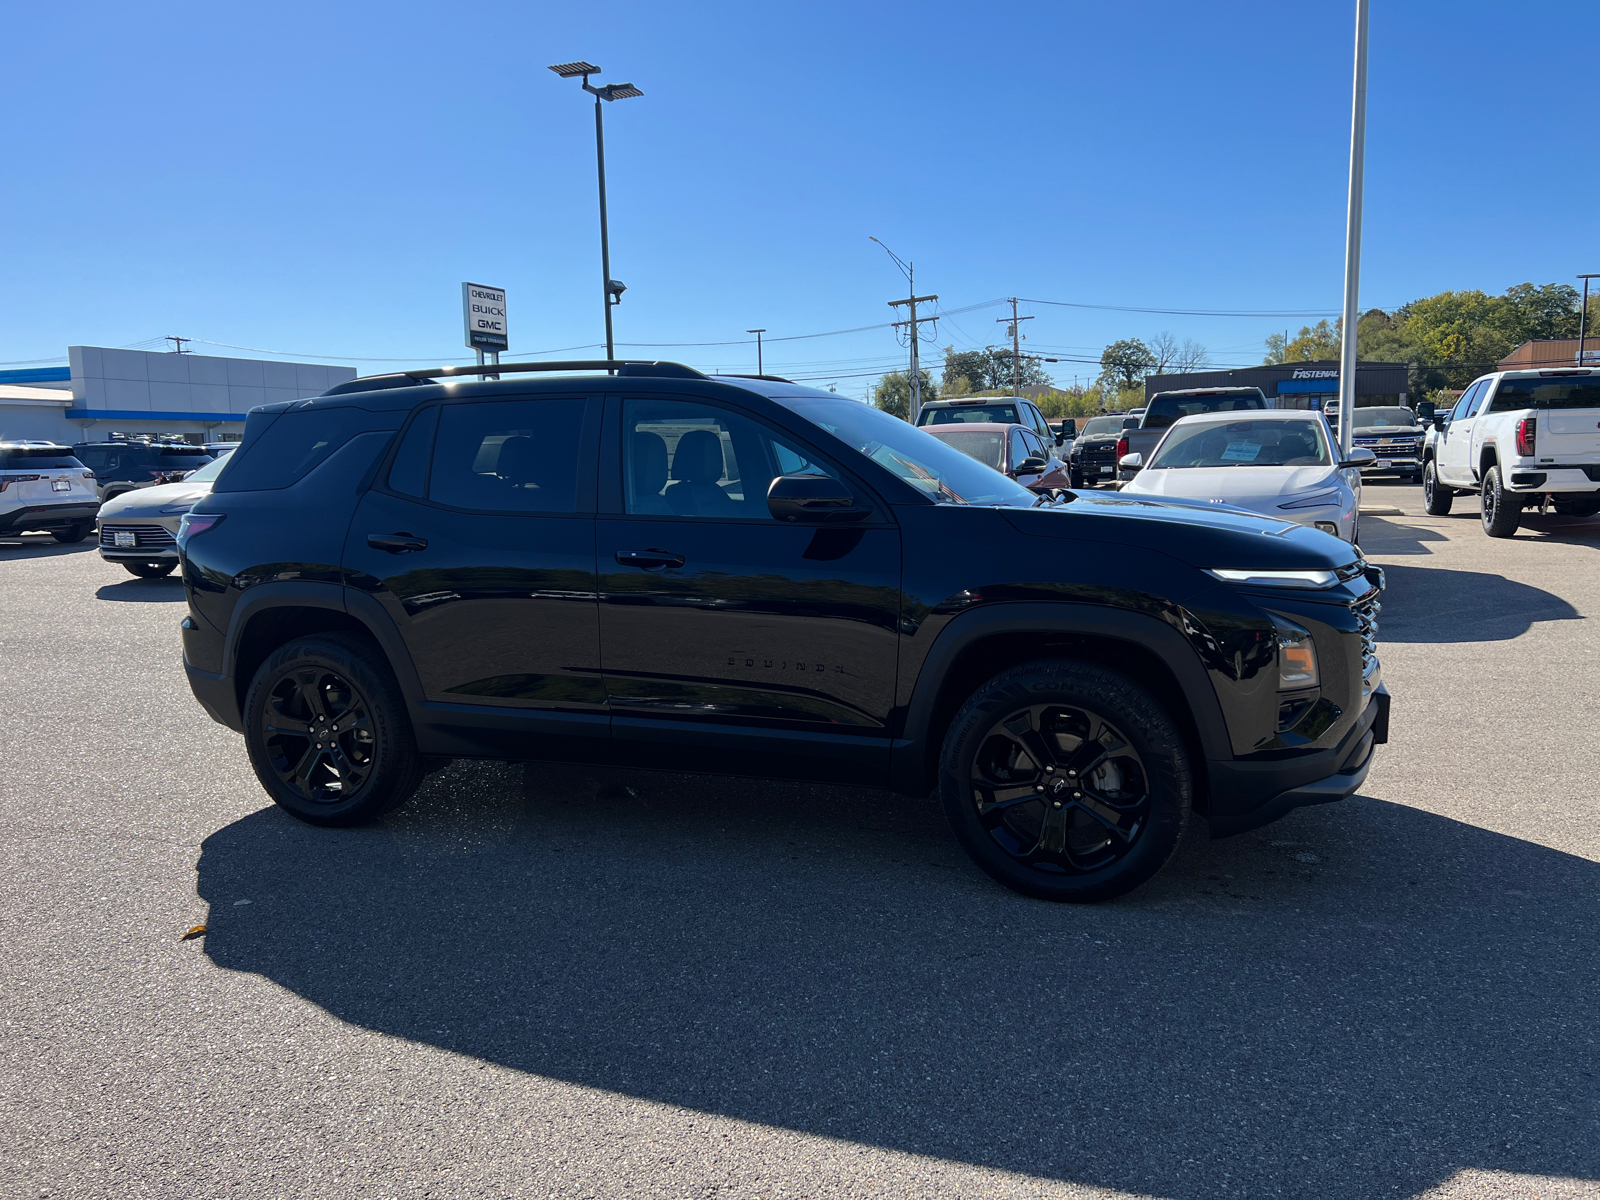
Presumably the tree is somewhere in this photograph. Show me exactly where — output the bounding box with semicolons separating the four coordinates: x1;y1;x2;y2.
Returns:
940;345;1051;394
1151;330;1211;374
871;369;934;421
1098;339;1156;391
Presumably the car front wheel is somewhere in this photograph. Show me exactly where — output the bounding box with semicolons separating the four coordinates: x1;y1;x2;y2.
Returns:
122;560;176;578
939;660;1192;902
1422;461;1453;515
53;524;91;544
242;634;424;826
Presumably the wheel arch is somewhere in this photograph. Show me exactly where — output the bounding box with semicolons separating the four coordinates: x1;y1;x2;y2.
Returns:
890;603;1229;806
1479;442;1500;480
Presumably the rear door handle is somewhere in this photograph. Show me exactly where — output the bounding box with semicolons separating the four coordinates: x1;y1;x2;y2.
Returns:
615;549;685;569
368;532;428;554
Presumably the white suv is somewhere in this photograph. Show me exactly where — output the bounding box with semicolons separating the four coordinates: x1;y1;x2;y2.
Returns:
1421;368;1600;536
0;443;101;544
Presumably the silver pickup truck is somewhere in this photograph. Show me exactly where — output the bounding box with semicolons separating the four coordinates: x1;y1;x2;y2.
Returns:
1116;386;1270;480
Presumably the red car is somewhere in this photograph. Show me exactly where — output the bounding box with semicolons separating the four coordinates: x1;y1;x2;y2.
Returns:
920;421;1071;492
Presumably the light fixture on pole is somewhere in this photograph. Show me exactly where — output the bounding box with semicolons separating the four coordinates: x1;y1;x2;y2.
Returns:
746;329;766;375
549;61;643;364
1578;274;1599;367
1335;0;1369;463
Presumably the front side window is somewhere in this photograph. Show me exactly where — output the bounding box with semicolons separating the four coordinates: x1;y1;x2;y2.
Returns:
774;395;1037;506
1149;419;1331;469
1450;384;1480;422
1465;382;1490;417
1009;428;1030;467
623;399;833;520
429;398;585;513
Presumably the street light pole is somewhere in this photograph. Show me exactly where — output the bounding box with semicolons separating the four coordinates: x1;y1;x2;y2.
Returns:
747;329;766;375
1578;275;1599;366
549;62;643;365
1336;0;1369;463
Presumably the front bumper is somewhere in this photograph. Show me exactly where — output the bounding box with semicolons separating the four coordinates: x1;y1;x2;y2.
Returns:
0;501;101;535
1208;684;1389;837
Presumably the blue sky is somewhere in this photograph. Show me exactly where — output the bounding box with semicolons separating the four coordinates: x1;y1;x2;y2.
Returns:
5;0;1597;397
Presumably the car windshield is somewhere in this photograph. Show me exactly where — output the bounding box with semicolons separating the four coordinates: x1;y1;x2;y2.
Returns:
918;404;1020;426
1144;392;1267;430
1354;407;1417;429
1495;376;1600;410
777;397;1036;505
1150;419;1331;469
923;428;1006;470
1078;417;1125;437
0;447;84;470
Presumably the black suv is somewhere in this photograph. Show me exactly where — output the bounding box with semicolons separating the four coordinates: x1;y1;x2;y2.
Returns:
73;441;216;503
179;362;1389;902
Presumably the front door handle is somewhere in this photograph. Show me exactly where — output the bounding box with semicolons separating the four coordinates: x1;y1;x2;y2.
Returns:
368;532;428;554
615;549;685;569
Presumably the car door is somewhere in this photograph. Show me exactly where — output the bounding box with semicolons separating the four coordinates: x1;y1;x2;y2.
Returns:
342;393;608;759
596;394;902;784
1437;382;1485;485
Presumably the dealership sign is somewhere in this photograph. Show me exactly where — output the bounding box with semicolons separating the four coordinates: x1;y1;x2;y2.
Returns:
462;283;509;352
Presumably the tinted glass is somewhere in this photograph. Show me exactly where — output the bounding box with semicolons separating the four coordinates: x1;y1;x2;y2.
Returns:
922;404;1021;426
1450;385;1480;422
623;399;833;520
775;396;1037;506
1143;392;1267;430
926;428;1006;470
215;405;380;492
430;399;584;513
387;406;438;497
1493;377;1600;411
1353;407;1417;428
1021;429;1046;458
1465;383;1490;417
0;449;84;470
158;447;211;459
182;455;231;483
1150;419;1330;469
1078;417;1123;437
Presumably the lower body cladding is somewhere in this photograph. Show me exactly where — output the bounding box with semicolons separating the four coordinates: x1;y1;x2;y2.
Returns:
0;501;100;536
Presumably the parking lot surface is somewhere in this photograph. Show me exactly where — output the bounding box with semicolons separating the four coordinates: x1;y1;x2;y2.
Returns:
3;481;1599;1200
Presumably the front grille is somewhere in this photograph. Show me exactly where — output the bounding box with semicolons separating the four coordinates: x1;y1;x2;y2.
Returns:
1078;442;1118;463
100;524;176;549
1351;593;1380;673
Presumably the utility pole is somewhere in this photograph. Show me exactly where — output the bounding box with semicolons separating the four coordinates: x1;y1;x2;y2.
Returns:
746;329;766;375
1335;0;1369;462
1578;275;1599;366
871;237;936;421
166;336;190;354
998;299;1034;395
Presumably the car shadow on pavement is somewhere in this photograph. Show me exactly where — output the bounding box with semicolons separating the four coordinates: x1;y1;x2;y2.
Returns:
1376;562;1579;642
196;762;1600;1200
95;578;186;602
0;537;100;559
1356;514;1449;557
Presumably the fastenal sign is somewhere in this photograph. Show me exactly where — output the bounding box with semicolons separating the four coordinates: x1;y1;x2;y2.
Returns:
462;283;509;352
1291;368;1339;379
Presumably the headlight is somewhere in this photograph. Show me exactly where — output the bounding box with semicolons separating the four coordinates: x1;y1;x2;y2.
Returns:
1273;616;1320;689
1207;568;1339;590
1278;488;1342;510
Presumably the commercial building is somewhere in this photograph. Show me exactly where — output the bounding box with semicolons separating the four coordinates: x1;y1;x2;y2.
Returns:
1144;360;1410;410
0;347;356;445
1497;339;1600;369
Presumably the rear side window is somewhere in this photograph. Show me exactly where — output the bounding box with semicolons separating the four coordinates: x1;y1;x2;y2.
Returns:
214;405;380;492
428;399;585;513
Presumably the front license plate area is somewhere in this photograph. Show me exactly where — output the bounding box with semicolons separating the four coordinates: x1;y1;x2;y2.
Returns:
1375;459;1391;469
113;531;137;548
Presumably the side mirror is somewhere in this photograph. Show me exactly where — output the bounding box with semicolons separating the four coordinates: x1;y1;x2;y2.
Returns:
767;473;869;523
1010;455;1048;477
1416;401;1436;422
1118;452;1143;470
1341;448;1378;469
1432;414;1447;432
1060;419;1077;438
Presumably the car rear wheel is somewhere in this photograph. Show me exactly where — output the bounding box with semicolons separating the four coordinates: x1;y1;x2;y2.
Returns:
242;634;423;827
939;660;1191;903
1422;461;1453;515
53;524;91;544
122;560;176;578
1481;465;1521;538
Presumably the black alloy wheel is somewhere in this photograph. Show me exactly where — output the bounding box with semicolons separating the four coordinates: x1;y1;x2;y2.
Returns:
1422;460;1453;516
122;560;176;578
243;634;423;826
1481;465;1521;538
940;660;1191;902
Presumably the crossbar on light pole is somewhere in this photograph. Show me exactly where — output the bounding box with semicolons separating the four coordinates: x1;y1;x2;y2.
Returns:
1336;0;1370;463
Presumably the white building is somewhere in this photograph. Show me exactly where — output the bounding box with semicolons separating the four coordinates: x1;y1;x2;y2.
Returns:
0;347;357;445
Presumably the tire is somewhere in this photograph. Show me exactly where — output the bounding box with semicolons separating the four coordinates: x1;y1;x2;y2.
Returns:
53;524;90;544
939;660;1192;903
122;560;176;578
242;633;423;827
1422;461;1453;515
1552;495;1600;518
1480;465;1521;538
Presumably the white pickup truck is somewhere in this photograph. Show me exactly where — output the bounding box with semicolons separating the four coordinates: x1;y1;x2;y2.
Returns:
1421;368;1600;536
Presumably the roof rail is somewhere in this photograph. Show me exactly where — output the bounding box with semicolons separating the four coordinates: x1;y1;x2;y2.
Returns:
715;373;796;383
321;359;707;396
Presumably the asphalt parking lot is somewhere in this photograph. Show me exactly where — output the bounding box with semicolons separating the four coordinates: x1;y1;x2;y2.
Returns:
3;482;1599;1200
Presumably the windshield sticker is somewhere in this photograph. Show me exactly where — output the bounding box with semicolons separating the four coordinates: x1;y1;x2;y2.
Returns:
1221;441;1263;462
